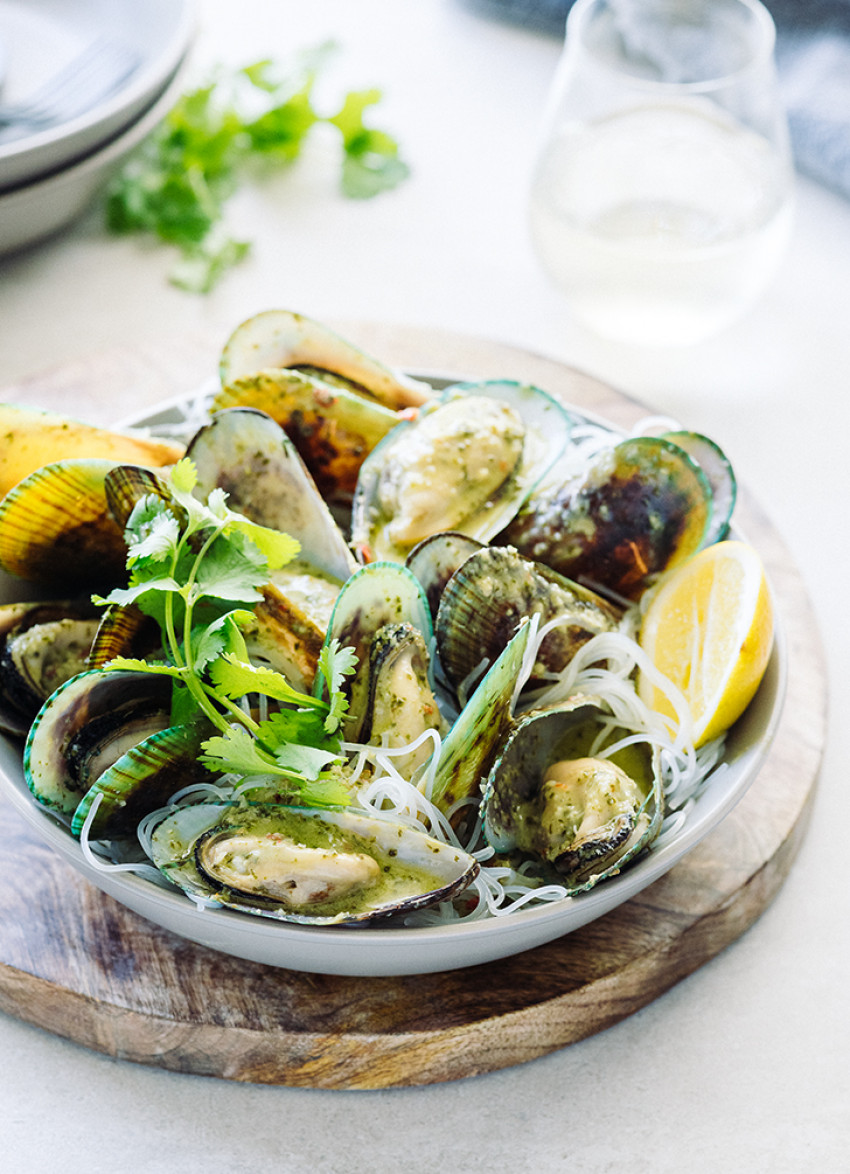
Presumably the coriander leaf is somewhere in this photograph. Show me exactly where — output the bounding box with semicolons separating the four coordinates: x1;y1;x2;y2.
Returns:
245;90;318;160
194;531;269;603
125;504;181;565
328;89;410;199
298;772;354;808
199;727;345;804
210;654;326;709
226;519;300;569
171;680;203;727
199;725;284;775
317;638;358;696
105;656;184;678
167;474;227;539
96;575;184;609
191;608;254;675
259;707;331;749
272;741;342;781
341;146;411;199
170;233;251;295
170;457;198;494
315;638;358;732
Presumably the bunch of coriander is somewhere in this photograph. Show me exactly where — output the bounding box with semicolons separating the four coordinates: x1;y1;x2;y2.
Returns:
105;44;409;292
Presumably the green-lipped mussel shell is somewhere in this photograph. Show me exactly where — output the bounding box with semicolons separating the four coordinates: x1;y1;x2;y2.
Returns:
428;618;532;824
251;563;343;694
350;381;573;564
0;601;96;734
501;436;713;600
104;464;172;531
72;720;212;839
218;309;432;410
359;621;446;779
212;368;403;502
435;545;622;693
324;561;433;743
1;614;99;718
88;602;162;669
482;695;664;892
661;430;736;546
0;459;128;589
186;407;355;583
405;530;484;621
23;669;172;821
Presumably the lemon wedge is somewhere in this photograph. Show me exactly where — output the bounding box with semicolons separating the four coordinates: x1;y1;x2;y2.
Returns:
637;540;774;747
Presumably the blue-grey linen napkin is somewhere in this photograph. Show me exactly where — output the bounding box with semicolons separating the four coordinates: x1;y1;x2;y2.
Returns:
463;0;850;200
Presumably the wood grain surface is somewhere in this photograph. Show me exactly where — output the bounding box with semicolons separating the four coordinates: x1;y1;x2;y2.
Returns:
0;324;826;1088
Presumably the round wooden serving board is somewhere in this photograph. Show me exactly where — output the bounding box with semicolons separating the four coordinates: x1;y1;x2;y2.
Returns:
0;325;826;1088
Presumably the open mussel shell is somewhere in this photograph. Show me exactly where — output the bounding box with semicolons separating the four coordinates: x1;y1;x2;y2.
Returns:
88;601;163;669
350;381;573;564
501;436;713;600
212;367;404;502
435;545;622;694
251;567;342;693
186;406;356;583
660;430;736;546
482;695;664;892
325;561;433;742
72;720;212;840
0;603;100;722
149;802;480;925
0;459;128;590
0;402;184;501
0;602;40;734
23;669;172;821
219;309;432;409
104;464;172;531
405;531;484;621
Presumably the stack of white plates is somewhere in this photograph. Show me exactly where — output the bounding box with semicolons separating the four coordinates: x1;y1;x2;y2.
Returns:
0;0;195;256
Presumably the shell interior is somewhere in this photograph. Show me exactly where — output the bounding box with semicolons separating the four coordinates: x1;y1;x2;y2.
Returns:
428;618;533;819
187;407;356;583
218;309;431;409
23;669;173;820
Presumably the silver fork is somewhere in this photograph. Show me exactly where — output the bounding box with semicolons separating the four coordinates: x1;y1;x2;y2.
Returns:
0;36;139;131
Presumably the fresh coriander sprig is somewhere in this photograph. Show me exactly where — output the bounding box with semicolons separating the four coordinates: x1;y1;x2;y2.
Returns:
95;458;356;808
105;45;410;292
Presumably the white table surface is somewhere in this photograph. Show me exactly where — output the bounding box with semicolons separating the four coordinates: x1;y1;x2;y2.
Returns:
0;2;846;1171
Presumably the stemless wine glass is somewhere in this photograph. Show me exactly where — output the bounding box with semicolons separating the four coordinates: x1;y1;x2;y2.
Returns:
528;0;794;346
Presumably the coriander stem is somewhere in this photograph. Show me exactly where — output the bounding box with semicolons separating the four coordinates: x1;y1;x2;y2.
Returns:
163;540;187;669
214;692;262;734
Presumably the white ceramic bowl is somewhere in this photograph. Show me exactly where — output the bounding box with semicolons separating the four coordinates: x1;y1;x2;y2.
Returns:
0;51;191;257
0;389;787;976
0;0;195;192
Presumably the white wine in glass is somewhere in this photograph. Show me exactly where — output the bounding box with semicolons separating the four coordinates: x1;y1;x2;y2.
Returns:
529;0;794;346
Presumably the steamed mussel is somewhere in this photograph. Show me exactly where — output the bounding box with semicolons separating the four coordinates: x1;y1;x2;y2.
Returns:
0;601;100;734
482;696;664;889
149;802;479;925
350;381;573;563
